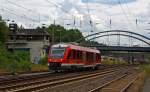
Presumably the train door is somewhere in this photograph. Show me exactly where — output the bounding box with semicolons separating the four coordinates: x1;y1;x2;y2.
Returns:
79;51;83;64
66;49;71;63
93;53;96;64
83;51;86;65
96;53;101;63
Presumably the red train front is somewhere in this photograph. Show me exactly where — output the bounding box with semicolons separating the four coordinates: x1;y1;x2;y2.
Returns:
48;43;101;71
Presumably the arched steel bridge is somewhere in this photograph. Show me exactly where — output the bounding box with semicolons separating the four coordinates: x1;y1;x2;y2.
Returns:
75;30;150;52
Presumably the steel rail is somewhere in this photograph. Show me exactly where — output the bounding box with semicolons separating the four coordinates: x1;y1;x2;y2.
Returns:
10;69;121;92
88;74;128;92
120;76;138;92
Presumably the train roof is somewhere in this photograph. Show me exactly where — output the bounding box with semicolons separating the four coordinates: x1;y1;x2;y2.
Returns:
52;43;100;53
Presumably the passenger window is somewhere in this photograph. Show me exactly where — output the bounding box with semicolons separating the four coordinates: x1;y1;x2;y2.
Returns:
67;51;71;59
72;50;76;59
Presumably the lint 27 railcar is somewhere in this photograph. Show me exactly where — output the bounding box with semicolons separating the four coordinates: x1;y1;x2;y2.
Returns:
48;43;101;70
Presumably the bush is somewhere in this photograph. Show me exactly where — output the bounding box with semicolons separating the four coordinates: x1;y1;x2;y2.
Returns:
0;49;31;73
39;56;48;65
10;51;31;72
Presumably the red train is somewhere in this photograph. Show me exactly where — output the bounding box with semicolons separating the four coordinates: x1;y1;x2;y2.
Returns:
48;43;101;71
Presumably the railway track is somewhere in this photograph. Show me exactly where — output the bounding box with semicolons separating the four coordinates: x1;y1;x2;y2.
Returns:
0;65;137;92
1;70;118;91
41;67;134;92
88;72;138;92
0;65;126;92
0;64;113;85
0;72;54;84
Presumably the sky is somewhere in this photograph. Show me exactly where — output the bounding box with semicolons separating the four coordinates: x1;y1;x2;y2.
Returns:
0;0;150;46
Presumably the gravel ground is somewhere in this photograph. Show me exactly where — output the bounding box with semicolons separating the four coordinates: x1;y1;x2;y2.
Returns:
44;71;126;92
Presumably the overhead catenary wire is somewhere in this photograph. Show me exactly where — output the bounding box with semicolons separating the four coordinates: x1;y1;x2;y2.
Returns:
45;0;75;21
46;0;111;32
123;0;145;32
86;0;93;31
45;0;87;29
4;0;48;22
6;0;42;16
0;8;39;22
118;0;136;30
123;0;138;26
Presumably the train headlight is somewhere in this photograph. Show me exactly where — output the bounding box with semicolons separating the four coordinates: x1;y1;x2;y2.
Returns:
60;59;63;62
48;59;52;62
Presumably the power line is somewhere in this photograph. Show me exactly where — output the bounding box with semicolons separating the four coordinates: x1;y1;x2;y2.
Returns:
123;0;145;32
0;8;39;22
86;0;93;28
5;0;47;22
45;0;80;29
5;7;38;22
6;0;32;12
45;0;110;31
45;0;74;17
123;0;139;26
118;0;135;30
45;0;94;30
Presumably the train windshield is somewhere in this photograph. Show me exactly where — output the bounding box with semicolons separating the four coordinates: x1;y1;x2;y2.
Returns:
51;48;65;58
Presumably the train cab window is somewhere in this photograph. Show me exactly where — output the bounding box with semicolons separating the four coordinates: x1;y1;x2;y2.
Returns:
51;47;65;58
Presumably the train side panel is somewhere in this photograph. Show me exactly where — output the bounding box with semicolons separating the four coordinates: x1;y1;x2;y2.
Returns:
48;44;101;71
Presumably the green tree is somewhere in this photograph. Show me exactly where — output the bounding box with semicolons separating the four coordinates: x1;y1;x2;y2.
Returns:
0;16;9;43
45;24;85;42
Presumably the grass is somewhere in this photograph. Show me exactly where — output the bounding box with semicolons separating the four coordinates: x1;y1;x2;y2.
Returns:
0;64;48;74
101;57;127;65
140;63;150;76
31;64;48;72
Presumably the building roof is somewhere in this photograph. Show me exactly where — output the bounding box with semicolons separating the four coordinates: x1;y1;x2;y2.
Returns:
9;29;49;36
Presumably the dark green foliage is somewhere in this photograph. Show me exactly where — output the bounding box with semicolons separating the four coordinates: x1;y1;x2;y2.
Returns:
39;56;48;65
0;16;9;43
43;24;105;46
45;24;85;42
0;48;31;73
